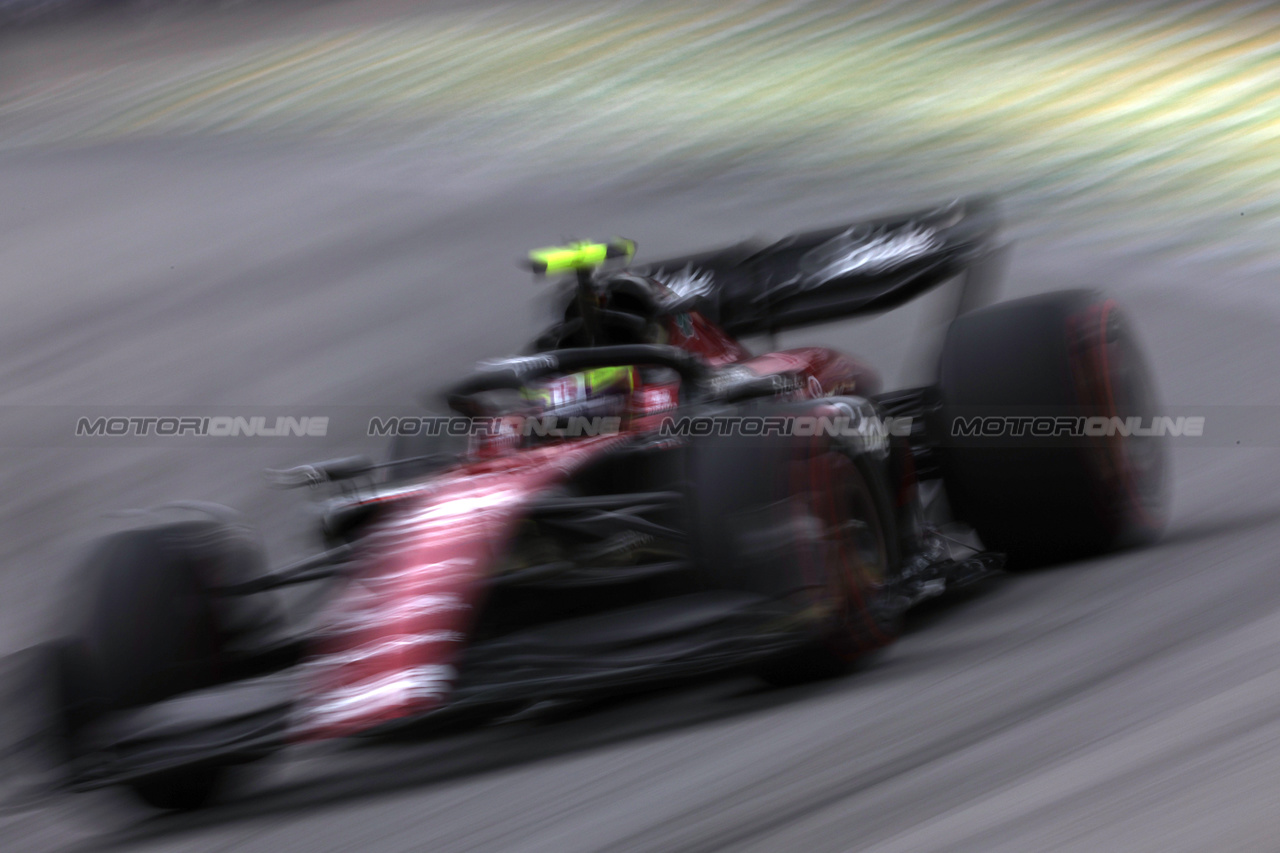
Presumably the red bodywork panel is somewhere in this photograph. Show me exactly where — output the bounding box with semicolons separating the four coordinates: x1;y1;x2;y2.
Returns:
293;436;628;739
294;314;880;739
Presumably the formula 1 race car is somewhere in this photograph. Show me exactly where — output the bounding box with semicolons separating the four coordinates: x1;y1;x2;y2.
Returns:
41;197;1166;809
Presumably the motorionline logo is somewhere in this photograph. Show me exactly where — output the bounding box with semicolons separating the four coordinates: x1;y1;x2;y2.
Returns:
76;416;330;437
364;415;912;440
950;415;1204;438
657;415;912;438
368;416;622;438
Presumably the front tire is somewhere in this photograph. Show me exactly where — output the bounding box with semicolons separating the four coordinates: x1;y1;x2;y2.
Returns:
757;441;901;684
59;520;275;809
684;403;901;685
129;765;226;812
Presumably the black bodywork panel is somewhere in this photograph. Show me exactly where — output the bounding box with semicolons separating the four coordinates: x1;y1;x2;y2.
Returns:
636;196;1000;336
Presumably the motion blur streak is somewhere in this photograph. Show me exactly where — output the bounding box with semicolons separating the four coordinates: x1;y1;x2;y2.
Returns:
2;0;1280;852
4;0;1280;259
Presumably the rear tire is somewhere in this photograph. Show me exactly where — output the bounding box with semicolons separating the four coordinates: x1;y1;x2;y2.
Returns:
937;290;1167;566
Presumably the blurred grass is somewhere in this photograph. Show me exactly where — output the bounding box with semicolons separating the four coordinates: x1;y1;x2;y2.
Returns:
2;0;1278;258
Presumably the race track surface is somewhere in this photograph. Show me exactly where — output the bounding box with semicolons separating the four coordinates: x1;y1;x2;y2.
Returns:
3;2;1280;851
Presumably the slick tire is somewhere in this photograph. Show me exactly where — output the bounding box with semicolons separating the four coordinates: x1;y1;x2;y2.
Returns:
59;520;275;810
756;441;902;685
685;403;901;685
937;290;1167;567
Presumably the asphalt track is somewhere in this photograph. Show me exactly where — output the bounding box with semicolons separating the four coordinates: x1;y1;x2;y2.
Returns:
4;6;1280;853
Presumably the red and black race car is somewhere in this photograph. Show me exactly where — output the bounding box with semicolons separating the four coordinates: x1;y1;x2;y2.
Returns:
42;197;1166;809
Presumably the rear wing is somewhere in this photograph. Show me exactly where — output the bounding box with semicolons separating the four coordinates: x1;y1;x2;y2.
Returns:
636;196;1003;337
